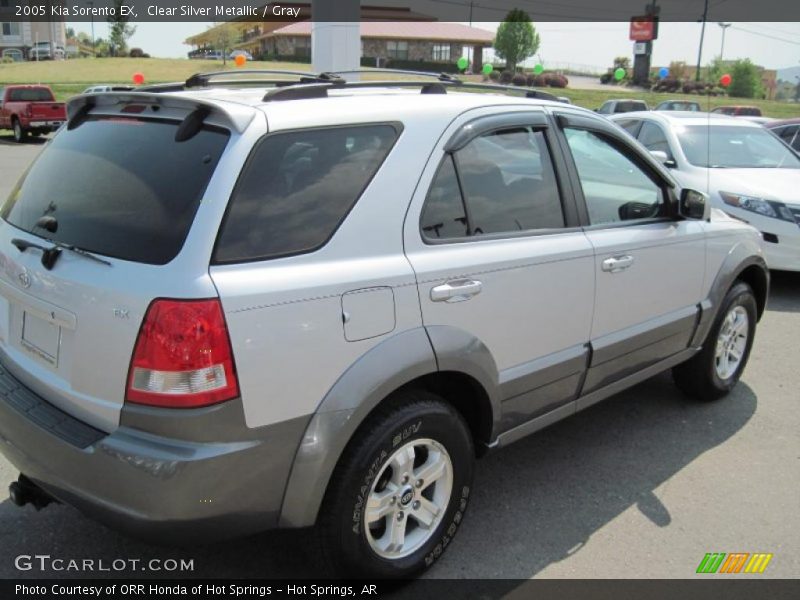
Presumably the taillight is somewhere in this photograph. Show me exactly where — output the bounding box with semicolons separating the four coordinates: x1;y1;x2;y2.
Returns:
125;299;239;408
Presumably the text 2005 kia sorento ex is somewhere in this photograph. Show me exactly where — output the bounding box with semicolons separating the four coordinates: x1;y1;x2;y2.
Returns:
0;71;769;578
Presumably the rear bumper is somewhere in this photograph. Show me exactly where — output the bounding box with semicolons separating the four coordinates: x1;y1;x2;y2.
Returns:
0;357;310;542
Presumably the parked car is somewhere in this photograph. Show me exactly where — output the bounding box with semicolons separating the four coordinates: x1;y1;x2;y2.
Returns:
81;85;135;94
654;100;701;112
711;105;762;117
596;98;649;114
0;85;67;142
0;73;768;579
28;42;65;61
229;50;253;61
612;111;800;271
766;118;800;152
738;116;775;126
206;51;223;60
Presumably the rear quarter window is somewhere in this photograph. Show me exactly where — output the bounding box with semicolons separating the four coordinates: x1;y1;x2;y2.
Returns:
213;124;400;264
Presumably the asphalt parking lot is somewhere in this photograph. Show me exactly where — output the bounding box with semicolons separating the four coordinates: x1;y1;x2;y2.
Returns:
0;135;797;581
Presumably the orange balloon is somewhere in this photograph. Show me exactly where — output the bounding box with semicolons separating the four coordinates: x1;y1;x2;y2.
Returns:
234;54;246;67
132;72;144;85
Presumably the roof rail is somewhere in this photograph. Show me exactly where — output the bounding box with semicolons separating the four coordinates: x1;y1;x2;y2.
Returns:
262;78;560;103
184;69;322;88
326;69;459;82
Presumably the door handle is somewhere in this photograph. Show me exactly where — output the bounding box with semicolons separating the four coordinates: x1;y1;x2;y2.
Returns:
601;255;635;273
431;279;483;303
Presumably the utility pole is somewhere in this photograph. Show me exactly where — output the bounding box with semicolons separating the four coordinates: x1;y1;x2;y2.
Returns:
467;1;474;68
718;22;731;61
86;1;95;56
695;0;709;81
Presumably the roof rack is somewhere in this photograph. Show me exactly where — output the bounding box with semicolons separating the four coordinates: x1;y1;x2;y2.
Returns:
136;68;564;103
262;77;561;103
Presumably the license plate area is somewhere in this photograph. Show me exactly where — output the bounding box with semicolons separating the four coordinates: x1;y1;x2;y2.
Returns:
21;311;61;366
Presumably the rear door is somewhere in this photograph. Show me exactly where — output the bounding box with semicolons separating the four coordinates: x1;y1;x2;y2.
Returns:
404;109;595;433
0;111;232;431
553;111;705;399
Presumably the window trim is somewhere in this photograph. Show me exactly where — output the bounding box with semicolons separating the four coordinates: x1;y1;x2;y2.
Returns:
420;121;576;245
553;112;678;229
211;121;404;266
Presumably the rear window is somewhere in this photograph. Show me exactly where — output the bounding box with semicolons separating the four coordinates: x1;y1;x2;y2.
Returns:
2;116;229;264
7;87;54;102
214;124;399;264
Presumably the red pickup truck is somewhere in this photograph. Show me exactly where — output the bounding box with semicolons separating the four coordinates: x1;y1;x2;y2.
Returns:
0;85;67;143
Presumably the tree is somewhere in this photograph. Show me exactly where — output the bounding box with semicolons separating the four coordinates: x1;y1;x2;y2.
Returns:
494;9;540;72
210;22;237;66
65;27;76;40
728;58;763;99
107;0;136;57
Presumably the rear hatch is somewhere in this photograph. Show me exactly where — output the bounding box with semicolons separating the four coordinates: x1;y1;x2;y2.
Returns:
0;106;233;432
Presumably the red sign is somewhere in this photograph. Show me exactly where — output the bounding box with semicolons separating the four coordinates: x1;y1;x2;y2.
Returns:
629;17;657;41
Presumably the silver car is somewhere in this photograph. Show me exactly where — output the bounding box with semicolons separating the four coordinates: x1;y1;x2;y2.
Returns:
611;111;800;271
0;72;768;578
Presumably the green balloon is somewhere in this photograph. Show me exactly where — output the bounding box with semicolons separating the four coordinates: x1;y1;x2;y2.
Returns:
482;63;493;75
533;63;544;75
614;67;626;80
457;57;469;70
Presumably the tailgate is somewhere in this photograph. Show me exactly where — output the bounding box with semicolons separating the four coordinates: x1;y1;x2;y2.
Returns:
28;102;66;121
0;111;232;432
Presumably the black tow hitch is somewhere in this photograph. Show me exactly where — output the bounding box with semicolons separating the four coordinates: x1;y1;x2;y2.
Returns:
9;475;57;510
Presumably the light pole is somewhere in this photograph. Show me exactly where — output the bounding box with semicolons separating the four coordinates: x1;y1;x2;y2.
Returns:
695;0;709;81
86;1;95;57
718;22;731;61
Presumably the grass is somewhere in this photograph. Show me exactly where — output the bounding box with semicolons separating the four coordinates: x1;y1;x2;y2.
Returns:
2;57;798;118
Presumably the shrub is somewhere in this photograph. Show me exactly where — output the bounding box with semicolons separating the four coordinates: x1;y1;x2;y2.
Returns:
512;73;527;86
547;73;568;88
1;56;14;64
129;47;145;58
488;70;501;82
499;70;513;84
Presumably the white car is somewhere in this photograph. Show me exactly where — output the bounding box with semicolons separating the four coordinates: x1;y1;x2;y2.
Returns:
612;111;800;271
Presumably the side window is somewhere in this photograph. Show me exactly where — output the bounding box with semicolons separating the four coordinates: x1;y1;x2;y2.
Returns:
563;128;666;226
598;101;613;114
421;127;564;240
778;126;799;151
215;124;399;263
616;119;642;137
638;122;673;159
420;156;468;239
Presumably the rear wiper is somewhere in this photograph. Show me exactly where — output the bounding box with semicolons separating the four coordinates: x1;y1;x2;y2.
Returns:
11;238;111;270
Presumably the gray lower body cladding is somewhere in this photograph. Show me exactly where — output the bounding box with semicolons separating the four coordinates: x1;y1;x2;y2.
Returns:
0;355;309;542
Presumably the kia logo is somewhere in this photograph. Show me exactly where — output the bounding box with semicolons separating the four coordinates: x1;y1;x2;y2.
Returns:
17;270;31;289
400;491;413;505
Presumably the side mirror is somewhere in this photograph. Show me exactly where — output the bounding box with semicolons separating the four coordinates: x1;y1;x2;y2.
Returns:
650;150;676;168
679;188;711;220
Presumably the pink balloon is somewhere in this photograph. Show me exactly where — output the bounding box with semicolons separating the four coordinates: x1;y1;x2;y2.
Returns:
132;72;145;85
720;73;731;87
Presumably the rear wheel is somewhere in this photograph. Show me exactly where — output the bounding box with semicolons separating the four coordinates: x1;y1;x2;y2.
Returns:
12;119;26;143
315;390;475;577
673;281;757;400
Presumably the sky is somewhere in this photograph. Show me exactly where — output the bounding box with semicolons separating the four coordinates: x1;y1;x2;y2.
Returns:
68;21;800;74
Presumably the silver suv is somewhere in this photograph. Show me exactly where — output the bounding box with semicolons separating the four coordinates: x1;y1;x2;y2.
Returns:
0;70;768;578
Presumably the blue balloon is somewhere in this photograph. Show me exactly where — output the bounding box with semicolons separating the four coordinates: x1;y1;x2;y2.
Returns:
659;67;669;79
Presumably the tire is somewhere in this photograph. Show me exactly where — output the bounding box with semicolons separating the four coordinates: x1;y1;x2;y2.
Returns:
314;389;475;578
12;119;27;143
673;281;757;400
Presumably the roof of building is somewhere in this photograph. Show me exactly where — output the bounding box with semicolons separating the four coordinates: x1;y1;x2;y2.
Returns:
271;21;494;44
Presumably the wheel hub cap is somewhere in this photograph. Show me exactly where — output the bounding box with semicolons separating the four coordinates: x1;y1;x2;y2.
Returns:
714;306;749;380
363;438;453;560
